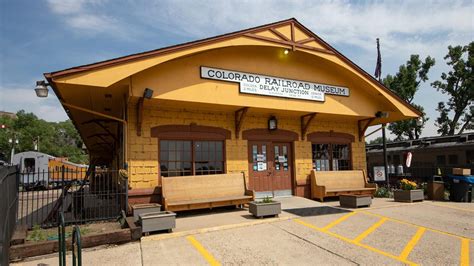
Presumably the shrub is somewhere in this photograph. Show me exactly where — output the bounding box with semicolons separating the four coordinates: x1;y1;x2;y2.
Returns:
400;179;417;190
374;187;390;198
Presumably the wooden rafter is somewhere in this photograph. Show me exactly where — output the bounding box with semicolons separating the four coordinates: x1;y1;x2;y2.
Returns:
82;119;119;142
358;118;375;141
61;102;126;124
87;134;115;148
243;33;334;55
301;113;317;140
136;97;144;136
297;37;315;44
235;107;249;139
269;28;291;42
290;22;295;50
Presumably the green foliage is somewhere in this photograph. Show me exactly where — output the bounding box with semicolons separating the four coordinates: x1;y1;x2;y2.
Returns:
432;42;474;136
383;55;435;140
400;179;417;190
374;187;390;198
0;110;88;164
367;136;393;145
27;225;47;241
261;196;274;203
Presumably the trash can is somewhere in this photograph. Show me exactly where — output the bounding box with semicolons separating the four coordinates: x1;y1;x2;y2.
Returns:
427;175;445;201
448;176;472;202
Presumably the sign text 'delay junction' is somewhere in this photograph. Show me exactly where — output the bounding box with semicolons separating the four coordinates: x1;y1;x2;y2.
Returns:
201;66;350;102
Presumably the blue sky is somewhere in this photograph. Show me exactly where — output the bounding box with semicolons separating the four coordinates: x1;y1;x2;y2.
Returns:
0;0;473;140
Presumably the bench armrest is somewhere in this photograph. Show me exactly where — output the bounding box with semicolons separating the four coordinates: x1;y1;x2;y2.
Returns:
162;196;169;211
365;183;377;189
245;189;255;200
312;184;326;201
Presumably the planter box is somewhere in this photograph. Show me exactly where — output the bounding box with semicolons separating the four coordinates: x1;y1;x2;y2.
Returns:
139;211;176;234
249;201;281;218
132;203;162;222
453;168;471;176
394;189;424;202
339;194;372;208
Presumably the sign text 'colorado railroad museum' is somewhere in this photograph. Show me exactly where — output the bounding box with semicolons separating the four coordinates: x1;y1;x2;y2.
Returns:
201;66;350;102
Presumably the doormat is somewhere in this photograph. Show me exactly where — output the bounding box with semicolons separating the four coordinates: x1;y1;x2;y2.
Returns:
283;206;351;217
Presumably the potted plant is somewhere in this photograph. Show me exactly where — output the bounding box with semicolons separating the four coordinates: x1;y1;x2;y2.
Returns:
249;196;281;218
394;179;424;202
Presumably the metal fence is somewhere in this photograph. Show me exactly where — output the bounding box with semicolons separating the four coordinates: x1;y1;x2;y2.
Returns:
0;166;19;266
17;167;128;229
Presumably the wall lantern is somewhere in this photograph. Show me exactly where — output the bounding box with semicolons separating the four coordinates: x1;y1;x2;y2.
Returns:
143;88;154;99
268;116;278;131
35;81;50;98
375;111;389;118
283;49;289;55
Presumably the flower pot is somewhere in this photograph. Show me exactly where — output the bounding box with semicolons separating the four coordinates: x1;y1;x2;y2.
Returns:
139;211;176;234
249;201;281;218
132;203;162;222
394;189;424;202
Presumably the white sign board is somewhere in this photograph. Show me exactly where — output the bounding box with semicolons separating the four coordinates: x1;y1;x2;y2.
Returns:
406;152;412;168
201;66;350;102
373;166;386;181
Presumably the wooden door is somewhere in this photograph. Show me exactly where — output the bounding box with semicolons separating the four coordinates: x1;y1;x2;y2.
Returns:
248;141;272;192
271;142;292;193
248;141;293;195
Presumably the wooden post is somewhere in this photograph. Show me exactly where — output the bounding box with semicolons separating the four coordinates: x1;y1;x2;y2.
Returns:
300;113;317;140
235;107;249;139
136;97;144;136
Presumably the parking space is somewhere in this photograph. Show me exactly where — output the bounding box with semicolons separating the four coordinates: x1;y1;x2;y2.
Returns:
16;197;474;265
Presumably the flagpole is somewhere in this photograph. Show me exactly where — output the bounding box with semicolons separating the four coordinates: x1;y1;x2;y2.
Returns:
374;38;389;187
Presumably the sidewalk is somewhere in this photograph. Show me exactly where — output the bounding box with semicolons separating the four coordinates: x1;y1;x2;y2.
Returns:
13;197;474;265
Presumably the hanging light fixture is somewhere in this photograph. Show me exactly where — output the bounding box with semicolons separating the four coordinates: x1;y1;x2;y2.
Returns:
35;81;49;98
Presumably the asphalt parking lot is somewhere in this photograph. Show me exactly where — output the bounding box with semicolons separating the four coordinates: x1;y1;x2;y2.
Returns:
16;197;474;266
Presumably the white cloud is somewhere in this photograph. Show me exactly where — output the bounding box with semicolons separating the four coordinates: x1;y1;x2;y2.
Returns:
46;0;123;37
0;84;68;122
39;0;473;137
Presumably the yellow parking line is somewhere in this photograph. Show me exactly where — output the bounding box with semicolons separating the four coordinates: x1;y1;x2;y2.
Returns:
399;227;426;260
186;235;221;266
294;219;417;266
321;211;357;231
460;238;470;266
353;217;388;243
426;202;474;213
360;211;473;241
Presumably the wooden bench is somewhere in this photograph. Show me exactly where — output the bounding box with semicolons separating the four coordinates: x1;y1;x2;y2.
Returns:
310;170;376;202
161;173;255;211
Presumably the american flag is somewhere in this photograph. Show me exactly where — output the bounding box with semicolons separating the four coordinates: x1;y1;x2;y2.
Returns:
374;38;382;81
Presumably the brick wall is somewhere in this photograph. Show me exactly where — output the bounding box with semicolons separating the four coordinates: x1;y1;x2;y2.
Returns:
127;100;367;192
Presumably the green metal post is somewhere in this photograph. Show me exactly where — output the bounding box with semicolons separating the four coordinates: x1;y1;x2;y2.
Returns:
72;225;82;266
58;212;66;266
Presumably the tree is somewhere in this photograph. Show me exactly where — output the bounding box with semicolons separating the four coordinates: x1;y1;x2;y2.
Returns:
367;136;393;145
432;42;474;135
0;110;88;164
383;55;435;140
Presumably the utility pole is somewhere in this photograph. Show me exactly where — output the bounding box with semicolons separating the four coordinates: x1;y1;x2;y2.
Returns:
34;136;40;152
382;124;389;187
9;134;19;164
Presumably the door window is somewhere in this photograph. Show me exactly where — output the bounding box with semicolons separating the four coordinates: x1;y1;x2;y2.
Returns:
251;143;268;172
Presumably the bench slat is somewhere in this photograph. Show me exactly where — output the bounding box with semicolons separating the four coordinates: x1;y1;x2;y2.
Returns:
161;173;254;211
310;170;375;202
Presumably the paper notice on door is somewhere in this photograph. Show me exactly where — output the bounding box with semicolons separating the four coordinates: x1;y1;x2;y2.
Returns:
256;154;265;162
278;156;286;163
257;162;267;171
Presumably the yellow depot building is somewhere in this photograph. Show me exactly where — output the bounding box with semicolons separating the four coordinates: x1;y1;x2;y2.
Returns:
44;18;419;203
